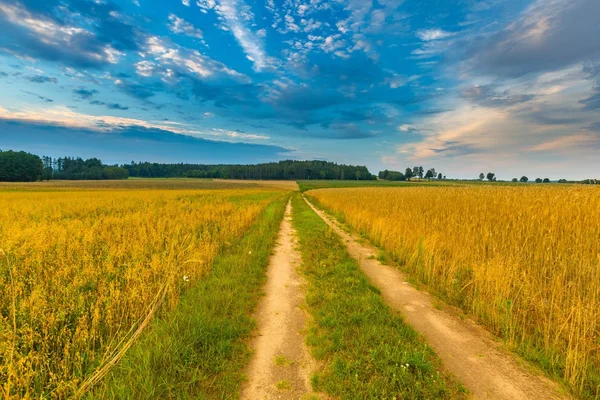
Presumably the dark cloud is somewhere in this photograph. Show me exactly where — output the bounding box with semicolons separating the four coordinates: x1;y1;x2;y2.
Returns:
310;53;385;86
0;120;289;164
191;80;260;108
525;109;583;126
26;75;58;84
431;141;478;156
16;0;141;51
21;90;53;102
0;72;8;78
464;0;600;77
73;88;99;99
587;122;600;132
328;123;379;139
580;91;600;110
579;61;600;110
89;100;129;110
106;103;129;110
337;107;390;124
0;0;142;68
274;86;346;112
462;84;535;107
117;80;160;100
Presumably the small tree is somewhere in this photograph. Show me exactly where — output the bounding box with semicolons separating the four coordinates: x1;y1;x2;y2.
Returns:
512;178;518;182
405;168;413;181
543;178;550;183
520;176;529;182
486;172;495;181
535;178;543;183
479;172;485;180
425;169;434;180
437;173;442;180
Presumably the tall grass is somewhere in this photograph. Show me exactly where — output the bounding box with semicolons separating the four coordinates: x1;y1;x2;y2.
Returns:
92;196;289;399
0;188;283;398
308;186;600;398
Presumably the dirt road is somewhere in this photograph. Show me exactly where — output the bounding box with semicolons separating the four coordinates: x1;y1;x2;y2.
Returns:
242;201;315;399
304;196;570;400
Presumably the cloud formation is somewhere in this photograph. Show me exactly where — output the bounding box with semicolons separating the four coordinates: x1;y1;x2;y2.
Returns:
0;0;599;178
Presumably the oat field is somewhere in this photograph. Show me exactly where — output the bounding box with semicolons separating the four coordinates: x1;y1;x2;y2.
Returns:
308;185;600;397
0;183;285;398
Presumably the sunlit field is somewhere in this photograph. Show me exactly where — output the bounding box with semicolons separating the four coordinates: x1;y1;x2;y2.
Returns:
308;185;600;397
0;182;286;398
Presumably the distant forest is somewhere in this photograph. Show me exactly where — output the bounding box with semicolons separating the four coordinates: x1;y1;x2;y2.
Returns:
124;160;375;180
0;150;375;182
2;149;598;184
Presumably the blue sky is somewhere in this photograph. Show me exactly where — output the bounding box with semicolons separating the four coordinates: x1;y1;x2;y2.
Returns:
0;0;599;179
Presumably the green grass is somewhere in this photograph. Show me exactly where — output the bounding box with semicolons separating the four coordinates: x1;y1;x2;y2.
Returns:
89;195;289;399
274;355;295;367
291;194;466;399
276;380;292;390
297;179;446;192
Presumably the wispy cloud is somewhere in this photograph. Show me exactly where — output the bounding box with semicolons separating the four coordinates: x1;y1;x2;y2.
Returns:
416;29;454;41
168;14;204;40
212;0;275;71
0;106;270;142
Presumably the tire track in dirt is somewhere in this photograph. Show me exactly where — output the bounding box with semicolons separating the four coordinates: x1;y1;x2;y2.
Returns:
304;196;570;400
242;200;316;400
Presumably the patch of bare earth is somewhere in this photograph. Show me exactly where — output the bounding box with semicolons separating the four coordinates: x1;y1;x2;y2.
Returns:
304;196;571;400
242;201;317;400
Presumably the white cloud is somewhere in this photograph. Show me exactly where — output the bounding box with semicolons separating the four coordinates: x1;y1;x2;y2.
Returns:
529;133;600;152
0;106;270;142
416;29;454;41
212;128;269;140
321;35;345;53
283;14;301;33
134;60;156;77
168;14;204;39
143;36;247;81
209;0;275;71
302;18;322;32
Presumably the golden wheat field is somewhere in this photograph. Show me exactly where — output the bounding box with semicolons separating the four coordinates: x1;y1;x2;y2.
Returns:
0;184;284;398
308;185;600;397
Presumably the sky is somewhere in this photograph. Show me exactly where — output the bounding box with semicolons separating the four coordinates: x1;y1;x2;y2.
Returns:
0;0;599;179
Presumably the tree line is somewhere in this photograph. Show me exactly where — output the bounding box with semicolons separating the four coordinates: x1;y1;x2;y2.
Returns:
0;150;375;182
0;150;44;182
480;173;599;184
124;160;376;180
378;166;445;181
0;150;129;181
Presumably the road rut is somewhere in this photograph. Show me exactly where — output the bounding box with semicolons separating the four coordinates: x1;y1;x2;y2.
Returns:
242;201;315;400
304;196;569;400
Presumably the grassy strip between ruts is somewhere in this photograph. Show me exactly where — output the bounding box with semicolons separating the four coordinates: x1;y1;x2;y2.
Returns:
88;194;290;399
291;194;467;399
